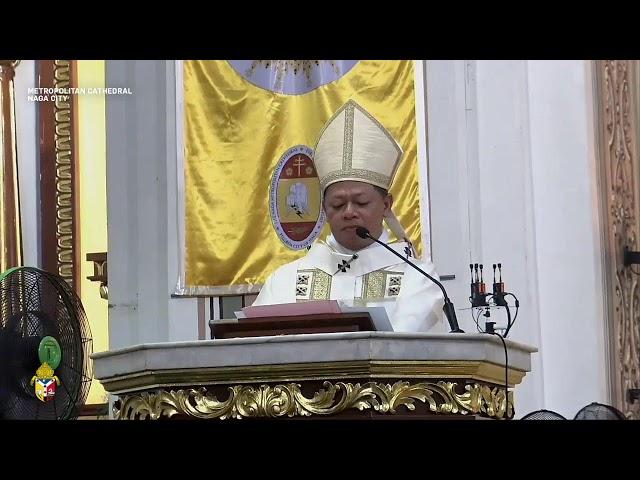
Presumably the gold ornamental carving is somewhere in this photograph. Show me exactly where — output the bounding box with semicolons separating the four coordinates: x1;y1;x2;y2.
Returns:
597;60;640;418
113;381;514;420
53;60;75;289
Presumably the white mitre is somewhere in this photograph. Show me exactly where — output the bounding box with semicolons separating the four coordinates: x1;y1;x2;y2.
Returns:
313;99;410;244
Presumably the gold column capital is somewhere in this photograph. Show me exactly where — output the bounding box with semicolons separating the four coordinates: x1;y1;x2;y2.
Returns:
0;60;20;69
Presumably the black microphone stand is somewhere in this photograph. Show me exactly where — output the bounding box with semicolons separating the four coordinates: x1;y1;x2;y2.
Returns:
355;227;464;333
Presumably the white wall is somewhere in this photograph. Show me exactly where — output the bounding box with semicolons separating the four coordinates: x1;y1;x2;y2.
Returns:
105;60;198;350
426;60;608;418
424;60;473;326
14;60;40;268
473;60;545;417
526;60;608;416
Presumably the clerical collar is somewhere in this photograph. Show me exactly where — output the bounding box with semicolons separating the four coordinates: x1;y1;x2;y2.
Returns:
325;229;391;255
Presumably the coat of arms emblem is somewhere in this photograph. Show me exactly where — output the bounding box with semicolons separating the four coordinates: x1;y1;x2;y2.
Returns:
269;145;325;249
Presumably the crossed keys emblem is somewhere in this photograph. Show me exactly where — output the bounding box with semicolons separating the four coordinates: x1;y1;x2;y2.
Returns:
335;254;358;274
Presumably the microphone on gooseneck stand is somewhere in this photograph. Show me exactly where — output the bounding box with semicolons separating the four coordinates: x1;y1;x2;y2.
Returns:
356;227;464;333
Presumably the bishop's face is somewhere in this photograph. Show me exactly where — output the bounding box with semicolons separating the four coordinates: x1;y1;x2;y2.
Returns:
322;181;392;251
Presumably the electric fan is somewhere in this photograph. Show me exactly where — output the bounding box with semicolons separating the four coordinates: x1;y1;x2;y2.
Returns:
574;402;626;420
520;409;567;420
0;267;93;419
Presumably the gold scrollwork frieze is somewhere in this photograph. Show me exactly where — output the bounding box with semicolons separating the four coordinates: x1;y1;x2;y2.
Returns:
113;381;514;420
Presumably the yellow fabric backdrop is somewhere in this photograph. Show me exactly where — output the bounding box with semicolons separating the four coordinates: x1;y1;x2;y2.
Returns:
183;60;422;294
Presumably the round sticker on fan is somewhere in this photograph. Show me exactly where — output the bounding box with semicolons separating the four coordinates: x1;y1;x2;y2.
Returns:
31;336;62;402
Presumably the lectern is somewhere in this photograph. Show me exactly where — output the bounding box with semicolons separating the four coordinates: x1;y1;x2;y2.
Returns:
93;321;537;420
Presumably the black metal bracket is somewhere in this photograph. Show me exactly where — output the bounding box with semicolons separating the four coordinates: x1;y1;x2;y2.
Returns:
623;247;640;266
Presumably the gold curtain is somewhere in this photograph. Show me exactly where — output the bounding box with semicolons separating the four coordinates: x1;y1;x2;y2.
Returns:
183;60;420;294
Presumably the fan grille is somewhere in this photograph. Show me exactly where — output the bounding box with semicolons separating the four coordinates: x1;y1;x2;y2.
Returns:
574;402;626;420
521;409;567;420
0;267;93;420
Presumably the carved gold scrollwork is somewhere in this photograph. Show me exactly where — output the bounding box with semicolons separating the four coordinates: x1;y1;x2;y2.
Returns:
598;60;640;418
53;60;75;289
113;381;514;420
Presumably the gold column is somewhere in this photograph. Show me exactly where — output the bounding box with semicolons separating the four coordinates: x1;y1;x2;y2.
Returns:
0;60;23;272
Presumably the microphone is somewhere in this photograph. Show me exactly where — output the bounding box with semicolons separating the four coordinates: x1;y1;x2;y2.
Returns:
355;227;464;333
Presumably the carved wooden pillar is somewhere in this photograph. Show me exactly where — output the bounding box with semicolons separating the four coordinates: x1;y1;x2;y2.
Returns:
38;60;79;292
0;60;23;272
594;60;640;418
